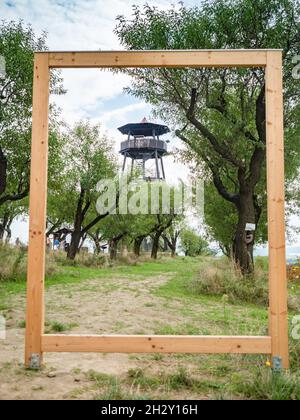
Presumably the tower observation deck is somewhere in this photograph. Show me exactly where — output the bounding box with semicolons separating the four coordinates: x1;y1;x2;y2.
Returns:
118;117;170;180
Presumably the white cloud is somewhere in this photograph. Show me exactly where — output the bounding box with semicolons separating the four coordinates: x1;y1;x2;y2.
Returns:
1;0;174;125
98;101;148;126
50;69;133;125
0;0;172;50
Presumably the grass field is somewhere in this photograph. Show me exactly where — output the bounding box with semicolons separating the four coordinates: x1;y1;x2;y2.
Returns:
0;256;299;400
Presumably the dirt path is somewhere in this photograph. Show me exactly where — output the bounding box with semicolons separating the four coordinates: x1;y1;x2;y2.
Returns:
0;272;214;400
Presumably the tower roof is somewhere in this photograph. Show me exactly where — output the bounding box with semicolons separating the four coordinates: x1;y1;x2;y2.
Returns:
118;118;170;136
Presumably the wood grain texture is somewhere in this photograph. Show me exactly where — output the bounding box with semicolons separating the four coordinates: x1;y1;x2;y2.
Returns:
42;335;272;354
25;53;49;367
48;50;268;68
265;51;289;369
24;50;288;366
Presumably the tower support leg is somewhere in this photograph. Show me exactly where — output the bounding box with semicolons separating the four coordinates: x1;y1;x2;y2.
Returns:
160;157;166;180
142;157;146;179
155;151;160;180
122;154;127;172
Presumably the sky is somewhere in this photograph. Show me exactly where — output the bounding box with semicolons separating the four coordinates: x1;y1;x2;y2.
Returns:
1;0;299;255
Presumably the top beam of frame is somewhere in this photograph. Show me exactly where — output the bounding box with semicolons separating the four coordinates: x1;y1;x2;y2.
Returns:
45;50;275;68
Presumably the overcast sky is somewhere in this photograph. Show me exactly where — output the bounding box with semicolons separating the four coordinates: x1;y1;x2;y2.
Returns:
1;0;299;252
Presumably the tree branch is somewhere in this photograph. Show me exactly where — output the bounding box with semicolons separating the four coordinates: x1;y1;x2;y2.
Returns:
0;187;29;206
186;88;245;168
176;128;239;204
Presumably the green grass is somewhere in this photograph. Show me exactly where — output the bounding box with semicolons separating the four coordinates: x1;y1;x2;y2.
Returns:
44;320;79;333
1;254;300;400
50;321;67;333
231;369;300;400
0;256;193;310
86;366;225;400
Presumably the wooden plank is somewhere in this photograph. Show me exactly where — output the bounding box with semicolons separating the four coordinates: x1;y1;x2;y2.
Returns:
25;53;50;367
265;51;289;369
42;335;272;354
48;50;268;68
23;49;288;367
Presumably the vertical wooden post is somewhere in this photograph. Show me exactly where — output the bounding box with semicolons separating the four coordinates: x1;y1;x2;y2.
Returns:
25;53;49;368
265;51;289;369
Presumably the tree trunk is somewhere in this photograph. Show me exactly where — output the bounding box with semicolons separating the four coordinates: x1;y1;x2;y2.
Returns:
151;233;161;259
89;229;102;254
109;239;118;260
133;236;144;257
94;238;102;254
163;234;177;257
109;233;126;260
0;147;7;197
79;234;87;251
5;220;12;243
233;192;256;274
0;224;5;241
67;228;81;260
170;245;176;258
0;211;9;242
67;188;85;260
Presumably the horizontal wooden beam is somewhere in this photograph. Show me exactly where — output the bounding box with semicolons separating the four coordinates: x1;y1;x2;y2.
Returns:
42;335;272;354
47;50;269;68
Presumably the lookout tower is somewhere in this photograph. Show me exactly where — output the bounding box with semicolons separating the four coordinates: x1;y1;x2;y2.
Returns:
118;118;170;180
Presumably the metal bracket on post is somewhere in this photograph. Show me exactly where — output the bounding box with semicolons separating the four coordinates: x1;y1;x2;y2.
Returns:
272;356;283;373
29;353;42;370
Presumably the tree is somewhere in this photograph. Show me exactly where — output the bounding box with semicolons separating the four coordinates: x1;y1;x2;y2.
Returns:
0;20;64;208
47;121;117;260
128;214;157;257
114;0;300;273
203;181;267;257
0;201;26;242
180;229;209;257
98;214;129;260
88;227;105;254
162;220;183;257
150;214;177;259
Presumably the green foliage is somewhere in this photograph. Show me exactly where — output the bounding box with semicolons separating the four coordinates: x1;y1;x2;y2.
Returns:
0;243;58;282
47;120;117;233
180;228;209;257
99;214;129;242
52;250;107;268
114;0;300;250
189;257;299;311
0;21;47;131
50;321;67;333
204;182;268;252
290;337;300;372
0;20;65;207
0;243;27;282
233;369;300;400
190;257;269;305
1;254;300;400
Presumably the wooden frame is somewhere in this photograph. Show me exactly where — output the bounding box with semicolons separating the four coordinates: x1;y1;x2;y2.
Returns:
25;50;288;369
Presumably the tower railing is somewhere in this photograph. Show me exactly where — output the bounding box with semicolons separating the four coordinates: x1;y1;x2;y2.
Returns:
120;138;167;152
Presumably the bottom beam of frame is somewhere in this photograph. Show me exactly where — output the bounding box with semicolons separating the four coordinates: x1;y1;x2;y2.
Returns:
42;335;272;354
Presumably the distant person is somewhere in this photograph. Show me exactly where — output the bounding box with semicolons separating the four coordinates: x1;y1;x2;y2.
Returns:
54;239;60;251
15;237;21;248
